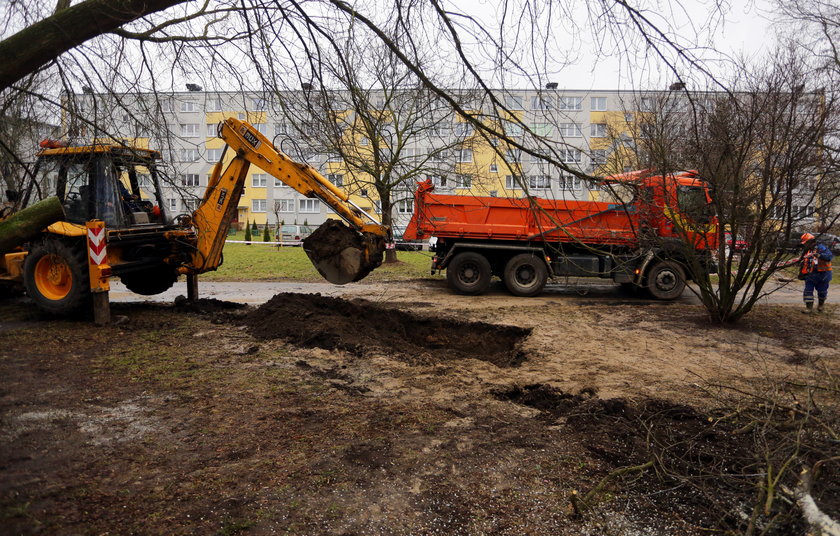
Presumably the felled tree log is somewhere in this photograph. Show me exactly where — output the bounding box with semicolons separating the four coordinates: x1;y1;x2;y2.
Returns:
0;196;65;254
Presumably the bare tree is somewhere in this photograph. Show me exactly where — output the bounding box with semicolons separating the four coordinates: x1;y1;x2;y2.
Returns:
608;50;840;322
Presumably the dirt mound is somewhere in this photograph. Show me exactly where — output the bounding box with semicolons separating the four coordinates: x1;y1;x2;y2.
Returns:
244;293;530;367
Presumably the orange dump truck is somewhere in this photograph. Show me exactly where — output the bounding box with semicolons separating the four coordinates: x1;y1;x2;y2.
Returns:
403;170;718;300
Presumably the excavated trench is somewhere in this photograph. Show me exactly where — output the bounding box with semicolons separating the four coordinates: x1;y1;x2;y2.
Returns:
244;293;530;367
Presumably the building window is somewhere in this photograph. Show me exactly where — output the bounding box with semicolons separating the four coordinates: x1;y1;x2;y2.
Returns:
274;177;289;188
558;123;582;137
182;198;200;211
252;174;267;187
327;153;342;163
137;174;151;187
505;95;524;110
206;148;223;161
206;123;217;137
639;97;654;112
455;175;472;188
360;189;368;197
430;150;446;163
531;96;553;110
505;175;522;189
559;148;582;163
529;175;551;189
274;123;288;136
254;123;268;135
456;149;473;163
504;122;523;137
360;137;369;146
207;97;222;112
558;96;582;110
591;149;607;165
532;123;554;137
167;198;178;211
328;173;343;187
591;97;607;111
252;199;266;213
454;122;474;137
181;174;200;187
559;173;582;190
160;98;173;112
179;148;201;162
506;149;521;163
489;163;498;173
180;101;197;112
181;123;200;137
429;175;447;188
276;199;294;212
624;113;634;123
252;97;267;111
374;200;382;213
590;123;608;138
397;200;413;214
300;199;320;213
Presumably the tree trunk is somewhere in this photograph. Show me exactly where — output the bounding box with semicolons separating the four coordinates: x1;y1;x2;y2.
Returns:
0;0;187;90
380;193;398;263
0;196;65;253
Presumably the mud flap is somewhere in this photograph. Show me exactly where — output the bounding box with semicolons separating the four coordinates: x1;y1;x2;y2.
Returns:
303;220;385;285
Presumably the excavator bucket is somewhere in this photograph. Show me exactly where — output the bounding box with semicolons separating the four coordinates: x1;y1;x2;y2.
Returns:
303;219;386;285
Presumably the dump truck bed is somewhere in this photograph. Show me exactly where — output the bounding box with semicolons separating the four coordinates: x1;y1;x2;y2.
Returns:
404;183;642;247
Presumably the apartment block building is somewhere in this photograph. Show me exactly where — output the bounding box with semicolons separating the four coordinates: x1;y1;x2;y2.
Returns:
66;87;823;233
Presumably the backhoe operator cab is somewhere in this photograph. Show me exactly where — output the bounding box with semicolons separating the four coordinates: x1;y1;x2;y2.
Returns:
15;144;184;313
28;144;168;228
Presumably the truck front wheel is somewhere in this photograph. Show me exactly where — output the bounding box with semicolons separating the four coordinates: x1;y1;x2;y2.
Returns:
645;260;686;300
503;254;548;297
446;252;491;295
23;240;90;314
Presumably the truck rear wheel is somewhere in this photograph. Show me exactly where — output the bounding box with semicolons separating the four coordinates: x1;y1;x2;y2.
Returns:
120;266;179;295
23;240;90;314
503;254;548;297
645;260;686;300
446;251;491;295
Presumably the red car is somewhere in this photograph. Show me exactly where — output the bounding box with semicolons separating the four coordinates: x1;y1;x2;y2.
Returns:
725;232;749;252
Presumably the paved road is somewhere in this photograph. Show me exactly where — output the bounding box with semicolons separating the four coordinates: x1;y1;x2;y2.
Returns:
109;277;809;307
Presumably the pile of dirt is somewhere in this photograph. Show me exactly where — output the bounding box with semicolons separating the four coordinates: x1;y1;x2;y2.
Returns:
497;383;840;534
302;220;384;284
244;293;530;367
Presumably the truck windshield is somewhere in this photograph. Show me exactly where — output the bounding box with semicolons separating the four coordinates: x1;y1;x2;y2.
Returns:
677;185;711;223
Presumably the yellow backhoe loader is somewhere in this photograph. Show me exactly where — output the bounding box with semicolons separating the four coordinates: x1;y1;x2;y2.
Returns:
0;118;387;314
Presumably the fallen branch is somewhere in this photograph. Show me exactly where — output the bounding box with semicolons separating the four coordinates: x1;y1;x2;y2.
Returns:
570;460;654;516
794;458;840;536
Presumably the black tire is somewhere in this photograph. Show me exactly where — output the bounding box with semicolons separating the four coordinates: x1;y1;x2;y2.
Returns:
645;260;686;300
503;254;548;297
23;240;90;314
120;266;179;296
446;251;492;295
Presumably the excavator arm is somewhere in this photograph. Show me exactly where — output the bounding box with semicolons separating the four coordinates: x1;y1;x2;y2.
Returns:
187;117;387;284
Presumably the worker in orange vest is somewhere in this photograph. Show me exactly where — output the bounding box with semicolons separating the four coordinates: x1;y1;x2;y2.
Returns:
799;232;833;314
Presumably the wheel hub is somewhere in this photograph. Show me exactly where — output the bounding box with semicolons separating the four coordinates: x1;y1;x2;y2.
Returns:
516;266;535;285
655;270;676;291
34;254;73;300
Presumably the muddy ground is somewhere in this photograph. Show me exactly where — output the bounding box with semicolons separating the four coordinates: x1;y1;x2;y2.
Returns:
1;279;839;535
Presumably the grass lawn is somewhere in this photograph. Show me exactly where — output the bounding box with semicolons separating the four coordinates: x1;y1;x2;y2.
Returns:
201;230;439;282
